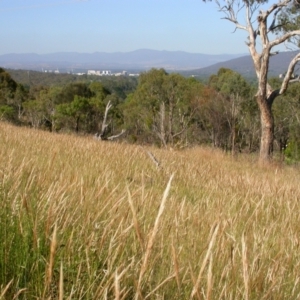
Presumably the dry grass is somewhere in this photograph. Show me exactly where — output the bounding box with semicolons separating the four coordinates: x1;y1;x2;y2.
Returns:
1;121;300;299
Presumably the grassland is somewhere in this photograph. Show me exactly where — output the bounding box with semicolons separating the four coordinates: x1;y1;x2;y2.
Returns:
1;121;300;299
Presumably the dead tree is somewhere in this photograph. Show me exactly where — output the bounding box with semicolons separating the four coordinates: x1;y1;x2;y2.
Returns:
94;100;126;141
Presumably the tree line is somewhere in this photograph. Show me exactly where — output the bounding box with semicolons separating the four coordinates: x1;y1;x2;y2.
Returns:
1;67;300;161
203;0;300;163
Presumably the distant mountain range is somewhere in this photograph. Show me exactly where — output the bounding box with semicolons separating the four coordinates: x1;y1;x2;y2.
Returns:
0;49;298;79
183;51;300;79
0;49;246;71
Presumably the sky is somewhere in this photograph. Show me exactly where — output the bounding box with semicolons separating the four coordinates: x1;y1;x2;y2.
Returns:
0;0;267;55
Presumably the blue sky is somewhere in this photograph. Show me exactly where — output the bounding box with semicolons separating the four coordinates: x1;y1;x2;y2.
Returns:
1;0;252;55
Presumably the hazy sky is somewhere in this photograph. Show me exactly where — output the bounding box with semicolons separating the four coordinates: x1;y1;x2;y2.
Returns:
1;0;260;55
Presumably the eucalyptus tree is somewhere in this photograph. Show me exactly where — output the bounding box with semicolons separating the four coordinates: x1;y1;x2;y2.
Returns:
88;82;111;132
123;69;203;146
88;82;124;138
205;0;300;162
0;68;18;121
208;68;257;154
272;79;300;160
14;84;28;121
55;95;91;133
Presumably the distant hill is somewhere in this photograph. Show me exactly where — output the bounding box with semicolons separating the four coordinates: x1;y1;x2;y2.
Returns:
0;49;246;72
3;49;298;82
182;51;300;79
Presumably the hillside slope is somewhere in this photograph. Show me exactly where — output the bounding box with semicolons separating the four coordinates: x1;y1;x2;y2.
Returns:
1;122;300;298
183;51;300;79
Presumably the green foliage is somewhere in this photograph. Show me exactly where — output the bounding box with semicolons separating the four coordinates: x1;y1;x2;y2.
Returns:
59;82;92;104
208;68;251;98
284;140;300;163
207;68;259;152
23;99;46;128
4;66;300;158
55;96;91;132
0;105;15;121
0;68;21;122
0;68;17;104
89;81;110;99
52;82;125;134
277;2;300;47
0;165;49;298
13;84;29;119
273;82;300;161
98;76;138;98
15;81;124;133
123;69;206;146
7;69;138;98
88;82;111;122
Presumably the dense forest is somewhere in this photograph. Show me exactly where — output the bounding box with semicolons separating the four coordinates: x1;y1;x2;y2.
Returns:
1;67;300;161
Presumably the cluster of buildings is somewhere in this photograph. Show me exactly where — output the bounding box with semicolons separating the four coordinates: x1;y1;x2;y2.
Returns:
87;70;140;77
44;69;60;73
43;69;139;77
87;70;129;76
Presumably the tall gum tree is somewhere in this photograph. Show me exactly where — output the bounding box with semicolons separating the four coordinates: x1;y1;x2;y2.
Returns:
205;0;300;162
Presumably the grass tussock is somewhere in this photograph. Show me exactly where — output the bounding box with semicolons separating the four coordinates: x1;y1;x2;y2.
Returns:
1;122;300;299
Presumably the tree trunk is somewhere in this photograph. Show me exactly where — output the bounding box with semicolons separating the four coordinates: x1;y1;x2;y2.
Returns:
158;102;167;147
231;123;236;156
75;116;80;133
257;96;274;163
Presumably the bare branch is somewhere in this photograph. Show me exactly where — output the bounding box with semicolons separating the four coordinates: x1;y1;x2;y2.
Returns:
94;100;125;141
101;100;112;135
221;17;247;30
245;1;259;59
270;30;300;49
245;1;255;38
171;108;196;140
107;129;126;141
279;52;300;94
217;0;247;31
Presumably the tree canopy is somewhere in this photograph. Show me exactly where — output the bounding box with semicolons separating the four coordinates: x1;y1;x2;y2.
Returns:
205;0;300;162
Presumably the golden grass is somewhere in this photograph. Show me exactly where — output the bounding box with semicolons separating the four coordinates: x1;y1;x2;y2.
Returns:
1;121;300;299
